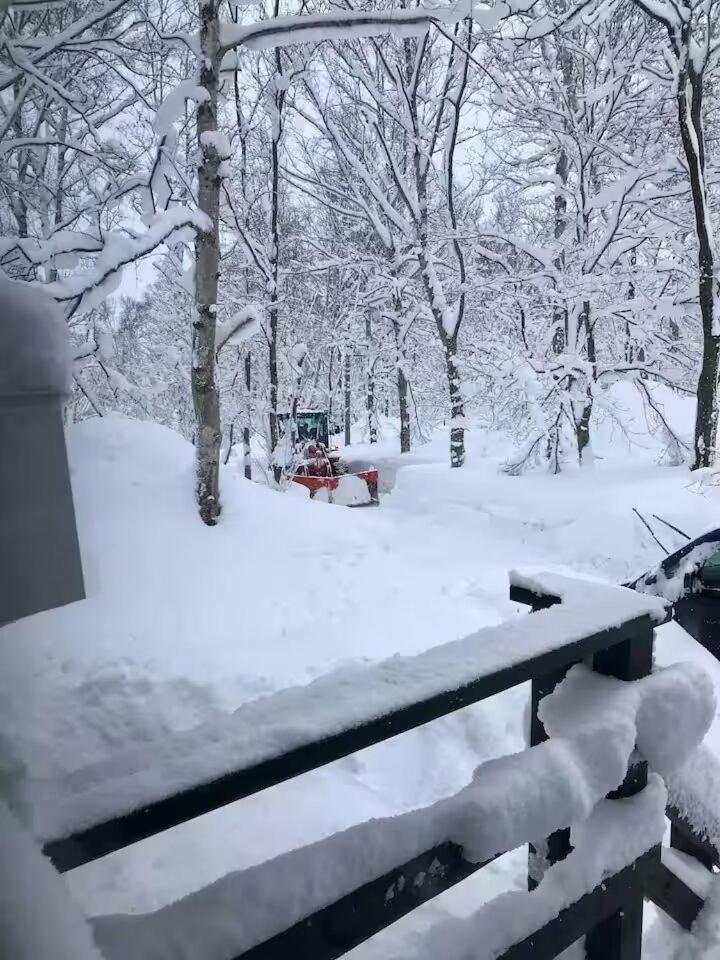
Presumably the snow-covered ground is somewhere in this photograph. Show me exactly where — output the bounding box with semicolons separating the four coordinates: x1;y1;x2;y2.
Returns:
2;383;720;957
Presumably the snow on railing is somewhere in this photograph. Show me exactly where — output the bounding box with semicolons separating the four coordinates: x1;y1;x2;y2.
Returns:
666;745;720;869
39;574;718;960
38;576;665;859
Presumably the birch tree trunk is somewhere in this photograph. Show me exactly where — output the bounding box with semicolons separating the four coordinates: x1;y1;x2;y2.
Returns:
192;0;222;524
677;64;720;469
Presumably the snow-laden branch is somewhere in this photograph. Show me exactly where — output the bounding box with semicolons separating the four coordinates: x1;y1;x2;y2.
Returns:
0;0;130;95
216;304;263;353
219;1;504;53
43;208;212;318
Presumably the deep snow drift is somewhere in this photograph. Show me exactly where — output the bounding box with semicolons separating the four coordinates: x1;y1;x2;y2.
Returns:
2;395;720;957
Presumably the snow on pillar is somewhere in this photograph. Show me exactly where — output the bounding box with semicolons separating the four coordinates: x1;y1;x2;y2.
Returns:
0;274;84;626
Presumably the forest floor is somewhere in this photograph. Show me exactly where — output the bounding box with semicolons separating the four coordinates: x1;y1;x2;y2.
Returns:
2;385;720;957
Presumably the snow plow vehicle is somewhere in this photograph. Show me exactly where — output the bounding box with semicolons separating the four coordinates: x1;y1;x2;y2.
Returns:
278;411;379;507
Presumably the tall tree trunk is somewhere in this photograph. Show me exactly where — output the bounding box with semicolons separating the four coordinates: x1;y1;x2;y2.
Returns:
394;316;411;455
678;66;719;469
397;363;410;454
390;285;411;454
366;312;377;443
551;40;573;355
192;0;222;525
445;334;465;468
243;351;252;480
11;78;29;243
290;348;305;449
552;146;569;355
268;132;281;482
415;190;465;466
232;21;252;484
575;301;595;465
267;7;284;483
442;21;470;468
344;351;351;446
406;28;467;469
625;249;638;363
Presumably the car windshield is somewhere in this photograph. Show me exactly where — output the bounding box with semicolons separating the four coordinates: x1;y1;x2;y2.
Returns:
701;549;720;589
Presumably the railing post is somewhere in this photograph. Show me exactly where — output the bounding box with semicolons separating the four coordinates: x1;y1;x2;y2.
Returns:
585;615;655;960
520;591;574;891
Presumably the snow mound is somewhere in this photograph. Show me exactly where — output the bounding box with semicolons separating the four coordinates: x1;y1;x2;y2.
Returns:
334;473;372;506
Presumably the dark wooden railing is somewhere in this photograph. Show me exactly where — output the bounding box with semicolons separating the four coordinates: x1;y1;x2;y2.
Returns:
48;578;716;960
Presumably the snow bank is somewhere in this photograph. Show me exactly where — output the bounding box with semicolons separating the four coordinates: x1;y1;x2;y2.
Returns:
0;272;71;395
0;800;104;960
89;658;709;960
29;574;671;842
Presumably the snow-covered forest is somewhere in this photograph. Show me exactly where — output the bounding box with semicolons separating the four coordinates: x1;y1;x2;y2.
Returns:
4;1;720;959
1;0;718;520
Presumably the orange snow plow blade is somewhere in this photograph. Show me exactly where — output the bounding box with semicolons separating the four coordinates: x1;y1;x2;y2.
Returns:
292;469;379;507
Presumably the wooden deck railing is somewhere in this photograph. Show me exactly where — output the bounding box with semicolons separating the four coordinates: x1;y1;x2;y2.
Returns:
45;576;716;960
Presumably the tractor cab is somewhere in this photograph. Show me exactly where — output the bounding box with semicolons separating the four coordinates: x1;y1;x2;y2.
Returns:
277;410;330;449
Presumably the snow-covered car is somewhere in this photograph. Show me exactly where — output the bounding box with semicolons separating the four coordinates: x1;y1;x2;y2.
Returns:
627;527;720;656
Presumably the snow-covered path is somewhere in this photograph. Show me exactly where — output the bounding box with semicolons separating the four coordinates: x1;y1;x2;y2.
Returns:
2;410;720;956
